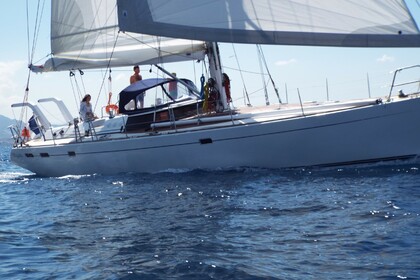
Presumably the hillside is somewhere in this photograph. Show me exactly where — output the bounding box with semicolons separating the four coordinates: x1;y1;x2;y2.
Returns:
0;115;17;140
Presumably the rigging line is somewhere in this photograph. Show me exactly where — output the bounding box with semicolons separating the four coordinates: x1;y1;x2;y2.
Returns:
78;70;87;97
232;86;269;104
257;45;282;104
29;0;41;64
69;0;117;69
32;53;52;65
192;41;198;85
30;0;46;64
25;0;45;87
96;0;118;60
257;45;270;106
21;0;43;125
18;71;31;129
69;74;81;113
93;31;120;112
192;58;197;85
108;69;113;104
124;32;200;60
222;65;269;76
417;73;420;92
26;0;30;63
231;44;251;106
156;36;165;72
72;73;83;100
203;59;208;77
249;86;268;96
27;0;46;75
21;0;31;127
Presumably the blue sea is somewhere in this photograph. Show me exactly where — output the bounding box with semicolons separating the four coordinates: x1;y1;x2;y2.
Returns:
0;141;419;280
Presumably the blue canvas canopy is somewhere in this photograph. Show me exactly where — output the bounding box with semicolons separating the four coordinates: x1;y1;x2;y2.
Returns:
121;78;170;93
118;78;200;114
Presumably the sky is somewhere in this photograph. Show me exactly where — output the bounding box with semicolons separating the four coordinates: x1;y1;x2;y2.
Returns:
0;1;419;121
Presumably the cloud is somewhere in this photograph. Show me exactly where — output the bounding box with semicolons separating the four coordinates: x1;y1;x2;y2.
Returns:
377;54;395;63
275;58;297;66
0;60;27;117
0;60;26;94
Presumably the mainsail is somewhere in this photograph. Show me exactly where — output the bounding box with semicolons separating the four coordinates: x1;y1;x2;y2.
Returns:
117;0;420;47
33;0;206;72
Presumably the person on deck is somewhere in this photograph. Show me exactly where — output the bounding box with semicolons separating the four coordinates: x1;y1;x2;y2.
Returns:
222;73;232;102
80;94;97;135
130;65;144;108
168;72;178;100
130;65;142;84
80;94;97;121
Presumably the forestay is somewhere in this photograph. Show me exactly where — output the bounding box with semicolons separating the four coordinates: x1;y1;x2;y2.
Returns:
117;0;420;47
33;0;206;72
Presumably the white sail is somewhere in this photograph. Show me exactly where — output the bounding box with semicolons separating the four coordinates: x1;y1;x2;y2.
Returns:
117;0;420;47
34;0;206;72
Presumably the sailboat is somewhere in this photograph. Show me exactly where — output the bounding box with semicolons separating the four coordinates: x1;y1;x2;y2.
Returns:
10;0;420;176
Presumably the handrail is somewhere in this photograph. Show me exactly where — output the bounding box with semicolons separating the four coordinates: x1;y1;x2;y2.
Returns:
9;125;22;147
387;65;420;101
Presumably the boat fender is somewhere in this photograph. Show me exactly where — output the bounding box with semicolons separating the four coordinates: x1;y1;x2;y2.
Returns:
21;127;30;139
106;104;119;116
106;91;119;117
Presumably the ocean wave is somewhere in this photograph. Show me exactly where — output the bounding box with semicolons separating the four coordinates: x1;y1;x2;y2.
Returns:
0;172;33;183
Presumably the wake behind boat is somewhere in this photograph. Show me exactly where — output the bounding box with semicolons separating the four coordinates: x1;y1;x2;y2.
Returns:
9;0;420;176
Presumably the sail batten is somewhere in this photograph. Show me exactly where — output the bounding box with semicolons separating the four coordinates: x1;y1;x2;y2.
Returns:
117;0;420;47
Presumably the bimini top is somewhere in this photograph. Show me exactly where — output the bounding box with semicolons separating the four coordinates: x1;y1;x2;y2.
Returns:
120;78;170;93
118;77;200;114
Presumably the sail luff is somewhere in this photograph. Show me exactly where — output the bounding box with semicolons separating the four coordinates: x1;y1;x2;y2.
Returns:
117;0;420;48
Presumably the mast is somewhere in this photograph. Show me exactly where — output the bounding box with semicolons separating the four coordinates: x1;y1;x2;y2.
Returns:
207;42;228;111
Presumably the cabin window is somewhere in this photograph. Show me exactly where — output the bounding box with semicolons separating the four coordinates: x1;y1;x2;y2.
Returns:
163;81;197;102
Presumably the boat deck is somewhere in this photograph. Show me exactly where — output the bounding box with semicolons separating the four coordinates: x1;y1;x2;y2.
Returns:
14;95;419;149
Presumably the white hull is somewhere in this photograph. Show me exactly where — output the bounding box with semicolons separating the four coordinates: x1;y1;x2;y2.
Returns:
11;97;420;176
